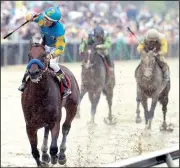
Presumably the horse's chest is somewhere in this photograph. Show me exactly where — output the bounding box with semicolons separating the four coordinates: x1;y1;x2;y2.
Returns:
139;82;157;96
23;98;56;127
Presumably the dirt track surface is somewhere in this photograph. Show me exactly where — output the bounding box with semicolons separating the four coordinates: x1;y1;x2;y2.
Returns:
1;59;179;167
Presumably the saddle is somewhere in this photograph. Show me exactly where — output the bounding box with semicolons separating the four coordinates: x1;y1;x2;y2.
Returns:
98;53;112;77
48;68;71;95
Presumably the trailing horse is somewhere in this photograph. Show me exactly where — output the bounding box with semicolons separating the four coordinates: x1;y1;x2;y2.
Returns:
77;44;116;125
135;51;172;132
21;40;80;167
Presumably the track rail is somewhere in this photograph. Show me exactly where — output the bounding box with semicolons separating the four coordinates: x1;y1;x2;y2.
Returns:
103;146;179;167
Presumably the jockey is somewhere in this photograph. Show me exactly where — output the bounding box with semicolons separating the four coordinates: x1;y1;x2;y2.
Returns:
18;6;71;98
137;28;170;87
79;25;113;71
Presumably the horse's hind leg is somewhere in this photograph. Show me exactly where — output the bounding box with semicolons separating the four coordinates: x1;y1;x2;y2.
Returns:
26;125;47;167
41;126;50;163
58;103;77;165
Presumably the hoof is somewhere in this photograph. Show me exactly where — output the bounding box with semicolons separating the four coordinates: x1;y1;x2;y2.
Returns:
143;129;151;137
38;161;49;167
42;153;50;163
51;155;57;165
160;122;167;131
166;123;174;132
104;116;117;125
87;120;95;125
136;117;142;123
58;153;67;165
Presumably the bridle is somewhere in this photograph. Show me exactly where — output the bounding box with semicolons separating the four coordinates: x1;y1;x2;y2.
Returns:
27;43;49;82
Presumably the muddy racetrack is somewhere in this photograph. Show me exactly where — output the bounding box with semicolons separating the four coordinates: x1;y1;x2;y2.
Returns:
1;58;179;167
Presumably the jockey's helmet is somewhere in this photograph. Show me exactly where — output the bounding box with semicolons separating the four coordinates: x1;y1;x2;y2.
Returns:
44;6;61;22
93;26;104;39
146;29;160;41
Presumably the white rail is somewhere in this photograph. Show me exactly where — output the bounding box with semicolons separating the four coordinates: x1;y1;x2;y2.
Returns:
102;146;179;167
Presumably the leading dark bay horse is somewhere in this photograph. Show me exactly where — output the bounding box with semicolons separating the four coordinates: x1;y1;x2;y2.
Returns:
76;44;116;125
21;40;80;167
135;51;173;133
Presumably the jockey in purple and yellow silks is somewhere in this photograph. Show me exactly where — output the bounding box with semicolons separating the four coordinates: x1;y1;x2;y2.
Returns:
18;6;71;98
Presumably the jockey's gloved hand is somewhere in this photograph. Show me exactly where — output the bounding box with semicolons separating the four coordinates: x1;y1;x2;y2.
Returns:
96;44;104;49
47;53;55;61
149;50;158;57
25;12;39;22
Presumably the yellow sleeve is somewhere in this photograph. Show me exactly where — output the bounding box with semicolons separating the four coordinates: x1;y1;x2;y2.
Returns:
159;37;168;55
137;43;144;53
54;36;66;57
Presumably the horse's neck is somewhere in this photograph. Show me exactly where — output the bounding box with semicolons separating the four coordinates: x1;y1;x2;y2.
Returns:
137;61;162;83
94;53;104;67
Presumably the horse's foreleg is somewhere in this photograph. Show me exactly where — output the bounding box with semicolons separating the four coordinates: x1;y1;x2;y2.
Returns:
49;115;61;165
136;86;142;123
58;104;77;165
148;96;158;129
140;96;148;126
160;95;168;130
41;126;50;163
80;85;87;101
104;88;113;121
88;92;101;123
26;125;45;167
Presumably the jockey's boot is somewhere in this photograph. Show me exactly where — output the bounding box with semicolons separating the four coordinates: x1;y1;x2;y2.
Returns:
18;70;29;92
56;69;72;98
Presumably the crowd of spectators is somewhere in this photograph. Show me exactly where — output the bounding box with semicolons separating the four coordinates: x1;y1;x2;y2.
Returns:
1;1;179;45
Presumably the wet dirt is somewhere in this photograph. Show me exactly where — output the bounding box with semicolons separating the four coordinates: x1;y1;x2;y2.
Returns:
1;58;179;167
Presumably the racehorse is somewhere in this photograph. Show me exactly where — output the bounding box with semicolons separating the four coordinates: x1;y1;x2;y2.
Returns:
76;44;116;125
135;51;172;132
21;39;80;167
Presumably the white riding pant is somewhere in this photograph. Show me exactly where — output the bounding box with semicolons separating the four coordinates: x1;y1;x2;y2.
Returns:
45;45;60;72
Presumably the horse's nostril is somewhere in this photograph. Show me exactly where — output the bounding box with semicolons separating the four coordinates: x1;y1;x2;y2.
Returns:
30;70;40;76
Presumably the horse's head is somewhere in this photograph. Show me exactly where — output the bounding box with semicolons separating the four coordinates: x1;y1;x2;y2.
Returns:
82;44;97;69
27;39;48;83
140;51;156;81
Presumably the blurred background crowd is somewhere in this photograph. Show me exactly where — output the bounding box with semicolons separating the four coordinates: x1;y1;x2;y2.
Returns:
1;1;179;44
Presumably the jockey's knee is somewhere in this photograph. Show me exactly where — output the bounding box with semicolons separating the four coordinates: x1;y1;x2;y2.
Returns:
49;62;60;72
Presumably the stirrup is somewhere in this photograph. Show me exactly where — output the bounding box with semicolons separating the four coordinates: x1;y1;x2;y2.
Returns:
63;89;72;98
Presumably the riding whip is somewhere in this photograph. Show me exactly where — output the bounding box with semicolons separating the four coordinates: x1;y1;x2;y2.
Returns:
127;27;143;44
3;13;41;39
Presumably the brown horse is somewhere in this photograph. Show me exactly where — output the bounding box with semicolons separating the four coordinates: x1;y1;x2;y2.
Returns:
21;41;80;167
135;51;172;132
